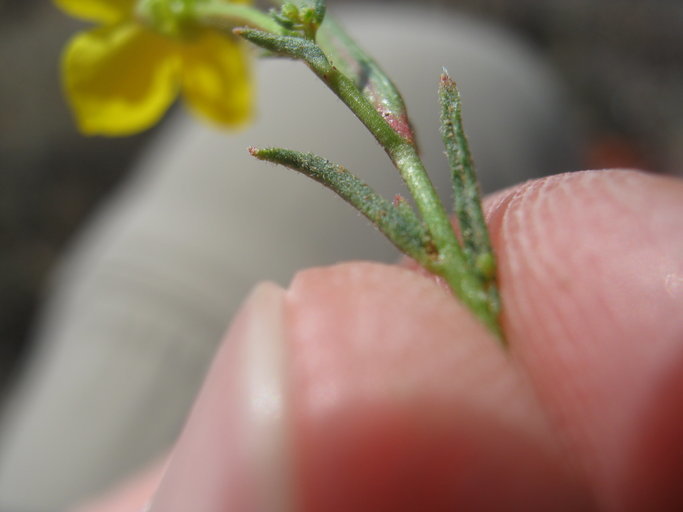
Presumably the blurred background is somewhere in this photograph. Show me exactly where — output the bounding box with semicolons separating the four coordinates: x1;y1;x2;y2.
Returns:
1;0;682;402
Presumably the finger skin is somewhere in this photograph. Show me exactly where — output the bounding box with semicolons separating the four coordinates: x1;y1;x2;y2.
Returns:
83;169;683;511
486;170;683;510
286;262;591;511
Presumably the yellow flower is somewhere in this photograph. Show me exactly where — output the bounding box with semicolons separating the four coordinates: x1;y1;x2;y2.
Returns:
56;0;252;136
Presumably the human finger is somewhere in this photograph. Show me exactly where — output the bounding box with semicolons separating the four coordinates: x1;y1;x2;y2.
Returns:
483;170;683;510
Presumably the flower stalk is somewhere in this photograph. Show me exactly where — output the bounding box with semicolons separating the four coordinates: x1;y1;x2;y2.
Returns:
236;5;504;341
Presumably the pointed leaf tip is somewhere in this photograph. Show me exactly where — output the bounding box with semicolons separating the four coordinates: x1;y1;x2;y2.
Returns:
440;70;456;88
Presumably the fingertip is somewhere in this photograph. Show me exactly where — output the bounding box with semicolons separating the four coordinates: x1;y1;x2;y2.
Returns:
285;262;590;510
484;169;683;509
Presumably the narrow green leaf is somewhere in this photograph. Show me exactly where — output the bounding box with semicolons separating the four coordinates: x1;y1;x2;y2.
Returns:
249;147;430;264
439;70;501;319
439;72;493;273
317;17;416;145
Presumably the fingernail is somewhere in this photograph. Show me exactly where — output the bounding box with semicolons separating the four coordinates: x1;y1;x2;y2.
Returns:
149;282;294;512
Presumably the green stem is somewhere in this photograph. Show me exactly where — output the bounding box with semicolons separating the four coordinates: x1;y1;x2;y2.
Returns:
393;148;498;334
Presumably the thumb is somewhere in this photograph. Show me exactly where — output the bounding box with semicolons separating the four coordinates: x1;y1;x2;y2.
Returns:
144;264;589;511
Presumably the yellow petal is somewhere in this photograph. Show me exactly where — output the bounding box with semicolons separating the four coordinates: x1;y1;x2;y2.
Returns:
54;0;135;24
180;30;252;128
62;23;181;136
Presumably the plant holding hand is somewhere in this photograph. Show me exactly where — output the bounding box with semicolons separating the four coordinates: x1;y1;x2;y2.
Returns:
47;3;683;511
56;0;503;341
